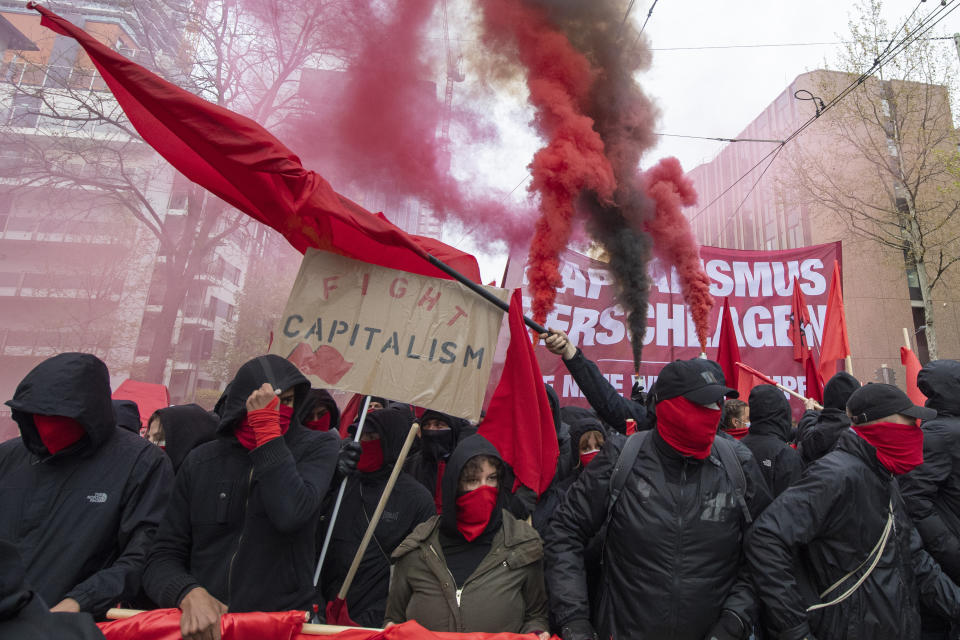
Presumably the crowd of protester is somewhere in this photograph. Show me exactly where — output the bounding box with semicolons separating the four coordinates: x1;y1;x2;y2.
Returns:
3;329;960;640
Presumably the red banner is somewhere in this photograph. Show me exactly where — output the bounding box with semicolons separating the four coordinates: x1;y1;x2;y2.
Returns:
500;242;841;416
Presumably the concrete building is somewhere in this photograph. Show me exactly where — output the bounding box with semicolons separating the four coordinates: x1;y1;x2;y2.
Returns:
0;3;257;438
686;69;960;385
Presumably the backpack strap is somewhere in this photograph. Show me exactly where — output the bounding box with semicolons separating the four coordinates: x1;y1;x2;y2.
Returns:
714;437;752;524
608;431;649;511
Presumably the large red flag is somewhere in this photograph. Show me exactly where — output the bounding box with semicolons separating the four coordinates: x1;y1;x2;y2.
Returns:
33;5;481;284
820;261;851;379
735;361;778;400
111;379;170;428
715;297;740;390
901;346;928;407
479;289;558;496
790;278;824;402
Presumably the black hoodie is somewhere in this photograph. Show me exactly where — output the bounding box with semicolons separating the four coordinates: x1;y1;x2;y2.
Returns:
796;371;859;465
403;409;475;510
321;407;434;626
0;353;174;616
299;389;341;433
741;384;802;496
112;400;142;434
900;359;960;583
0;540;105;639
143;355;340;613
154;404;218;473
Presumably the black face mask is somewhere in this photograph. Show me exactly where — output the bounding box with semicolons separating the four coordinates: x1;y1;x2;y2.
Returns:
421;428;454;462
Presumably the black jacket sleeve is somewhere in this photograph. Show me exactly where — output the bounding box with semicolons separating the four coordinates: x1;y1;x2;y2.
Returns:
248;433;339;533
543;437;622;627
905;501;960;621
746;465;844;639
142;459;204;608
797;410;848;465
65;445;173;615
899;425;960;579
773;447;804;497
563;349;645;434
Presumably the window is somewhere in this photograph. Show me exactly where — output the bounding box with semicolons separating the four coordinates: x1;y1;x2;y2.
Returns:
7;94;41;128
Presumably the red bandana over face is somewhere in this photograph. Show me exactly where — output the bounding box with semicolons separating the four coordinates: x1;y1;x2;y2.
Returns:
455;485;498;541
579;450;600;467
306;414;331;431
33;414;86;454
852;421;924;475
656;396;722;459
357;439;384;472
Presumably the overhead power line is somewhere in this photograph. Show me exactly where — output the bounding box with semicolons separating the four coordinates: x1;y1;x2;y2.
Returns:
651;36;955;51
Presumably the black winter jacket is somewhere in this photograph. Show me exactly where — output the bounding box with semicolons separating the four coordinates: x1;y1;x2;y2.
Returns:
900;359;960;583
796;371;859;465
545;428;771;640
562;349;647;434
321;408;435;626
741;385;802;497
747;430;960;640
404;410;474;509
143;355;340;613
154;404;217;473
0;353;173;616
0;539;105;639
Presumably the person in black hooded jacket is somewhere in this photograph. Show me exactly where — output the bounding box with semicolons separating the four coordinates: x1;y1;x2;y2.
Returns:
320;407;435;626
796;371;860;465
0;539;105;639
747;383;960;640
300;388;341;433
0;353;173;617
741;385;802;497
403;409;474;513
142;355;340;640
546;358;770;640
150;404;218;474
112;400;142;434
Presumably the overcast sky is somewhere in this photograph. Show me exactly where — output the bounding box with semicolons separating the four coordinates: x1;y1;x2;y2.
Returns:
444;0;960;283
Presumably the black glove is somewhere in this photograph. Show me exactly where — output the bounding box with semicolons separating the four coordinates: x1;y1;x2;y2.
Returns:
560;618;597;640
704;610;747;640
337;439;361;477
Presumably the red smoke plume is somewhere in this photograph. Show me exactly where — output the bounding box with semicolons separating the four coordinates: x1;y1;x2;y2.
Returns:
642;157;715;351
478;0;616;325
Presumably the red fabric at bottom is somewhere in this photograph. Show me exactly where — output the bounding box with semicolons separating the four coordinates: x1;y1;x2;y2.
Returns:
326;597;359;627
98;609;305;640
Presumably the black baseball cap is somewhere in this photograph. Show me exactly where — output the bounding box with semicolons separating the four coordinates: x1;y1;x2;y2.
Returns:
651;358;738;406
846;383;936;425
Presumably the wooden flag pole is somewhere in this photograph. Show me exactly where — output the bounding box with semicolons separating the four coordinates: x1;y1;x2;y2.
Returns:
903;327;912;351
105;609;382;636
845;355;854;376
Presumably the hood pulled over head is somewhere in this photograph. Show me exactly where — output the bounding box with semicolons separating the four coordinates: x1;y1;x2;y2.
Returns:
217;355;310;435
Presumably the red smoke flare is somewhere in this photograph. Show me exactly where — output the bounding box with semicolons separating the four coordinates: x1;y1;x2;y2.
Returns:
479;0;616;325
643;157;715;351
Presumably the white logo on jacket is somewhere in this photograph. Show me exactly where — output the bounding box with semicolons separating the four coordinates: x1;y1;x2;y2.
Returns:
86;492;108;503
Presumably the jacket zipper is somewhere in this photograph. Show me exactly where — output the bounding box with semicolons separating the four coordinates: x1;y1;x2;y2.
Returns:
672;460;689;640
227;466;254;604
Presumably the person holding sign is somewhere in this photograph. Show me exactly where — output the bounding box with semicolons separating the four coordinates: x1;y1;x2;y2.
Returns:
748;383;960;639
142;355;340;640
385;434;549;637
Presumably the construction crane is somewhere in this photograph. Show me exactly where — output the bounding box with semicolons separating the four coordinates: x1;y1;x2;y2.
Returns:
440;0;464;142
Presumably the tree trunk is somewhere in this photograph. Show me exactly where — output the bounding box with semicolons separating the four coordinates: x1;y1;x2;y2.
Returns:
144;263;190;383
915;255;939;360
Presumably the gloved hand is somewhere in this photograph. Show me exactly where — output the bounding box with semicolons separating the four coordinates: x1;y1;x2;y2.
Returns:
703;610;747;640
245;393;283;449
337;439;362;478
560;618;597;640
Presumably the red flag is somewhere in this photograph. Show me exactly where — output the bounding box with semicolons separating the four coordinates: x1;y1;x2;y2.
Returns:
735;361;778;400
111;380;170;428
804;355;824;404
325;597;358;628
789;277;813;363
820;261;850;379
715;297;741;390
479;289;558;496
34;6;481;284
901;346;928;406
98;608;305;640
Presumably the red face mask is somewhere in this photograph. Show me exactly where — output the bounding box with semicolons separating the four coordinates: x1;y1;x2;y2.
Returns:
579;450;600;467
357;438;384;472
33;415;86;455
655;396;722;459
852;421;924;475
455;484;498;541
306;414;332;431
277;404;294;431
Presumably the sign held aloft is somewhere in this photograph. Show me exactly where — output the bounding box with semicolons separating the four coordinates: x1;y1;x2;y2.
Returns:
272;250;509;421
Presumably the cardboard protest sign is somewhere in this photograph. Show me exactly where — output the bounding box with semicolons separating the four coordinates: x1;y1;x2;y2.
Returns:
273;250;508;420
498;242;841;416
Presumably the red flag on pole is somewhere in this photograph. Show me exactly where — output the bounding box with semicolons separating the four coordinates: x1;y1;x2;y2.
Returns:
901;346;927;407
479;290;558;496
715;297;741;390
820;261;851;379
735;361;778;400
32;5;482;285
789;278;823;402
